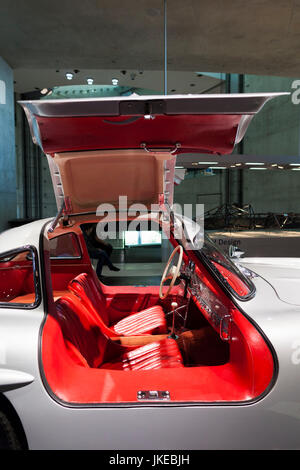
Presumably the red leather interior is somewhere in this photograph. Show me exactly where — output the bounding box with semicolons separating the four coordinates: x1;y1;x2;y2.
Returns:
69;273;108;323
211;261;250;297
50;262;94;291
42;293;275;403
41;226;275;404
54;295;183;370
36;113;244;155
0;261;35;303
112;306;167;336
103;340;183;370
68;273;167;336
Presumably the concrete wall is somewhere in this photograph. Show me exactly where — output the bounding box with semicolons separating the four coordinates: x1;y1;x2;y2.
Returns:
242;74;300;213
243;75;298;156
15;98;57;221
0;57;16;231
174;170;227;217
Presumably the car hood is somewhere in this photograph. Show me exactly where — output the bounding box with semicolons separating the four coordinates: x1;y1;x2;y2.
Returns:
240;257;300;306
19;93;287;214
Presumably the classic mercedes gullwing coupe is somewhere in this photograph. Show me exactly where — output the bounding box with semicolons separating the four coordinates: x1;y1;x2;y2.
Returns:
1;92;298;450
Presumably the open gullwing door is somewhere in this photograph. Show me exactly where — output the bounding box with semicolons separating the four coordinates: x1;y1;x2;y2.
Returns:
19;93;287;214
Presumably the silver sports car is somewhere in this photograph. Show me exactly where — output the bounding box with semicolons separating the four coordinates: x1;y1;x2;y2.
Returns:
0;92;298;450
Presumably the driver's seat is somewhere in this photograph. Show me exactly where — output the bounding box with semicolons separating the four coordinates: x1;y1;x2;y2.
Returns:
68;273;167;337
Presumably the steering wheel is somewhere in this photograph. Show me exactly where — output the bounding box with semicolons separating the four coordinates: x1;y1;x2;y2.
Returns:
159;245;183;300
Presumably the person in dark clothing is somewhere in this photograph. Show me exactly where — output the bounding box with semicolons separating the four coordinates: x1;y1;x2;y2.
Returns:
82;223;120;278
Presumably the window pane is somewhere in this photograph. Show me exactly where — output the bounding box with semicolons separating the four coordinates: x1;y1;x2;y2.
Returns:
49;233;81;259
0;248;38;306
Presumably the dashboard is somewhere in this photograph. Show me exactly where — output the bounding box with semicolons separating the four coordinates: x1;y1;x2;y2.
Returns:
181;262;232;340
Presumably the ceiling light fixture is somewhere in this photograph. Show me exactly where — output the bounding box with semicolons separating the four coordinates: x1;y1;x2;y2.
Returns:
249;167;267;170
86;78;94;85
40;88;48;95
245;162;264;165
112;78;119;86
65;72;74;80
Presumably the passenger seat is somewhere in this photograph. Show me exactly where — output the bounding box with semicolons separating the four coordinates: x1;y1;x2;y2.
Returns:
68;273;167;336
55;295;183;370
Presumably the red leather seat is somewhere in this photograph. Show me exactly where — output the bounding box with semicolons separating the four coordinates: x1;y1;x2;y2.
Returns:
103;339;184;370
68;273;167;336
55;295;183;370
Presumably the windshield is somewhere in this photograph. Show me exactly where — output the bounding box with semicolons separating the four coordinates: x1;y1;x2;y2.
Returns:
199;233;255;300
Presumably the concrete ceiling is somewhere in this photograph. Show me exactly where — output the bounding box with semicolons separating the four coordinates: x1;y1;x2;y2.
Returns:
1;0;300;79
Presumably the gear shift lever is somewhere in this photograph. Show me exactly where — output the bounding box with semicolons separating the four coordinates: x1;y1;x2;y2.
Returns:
168;302;178;339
